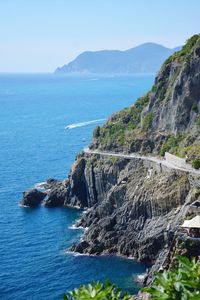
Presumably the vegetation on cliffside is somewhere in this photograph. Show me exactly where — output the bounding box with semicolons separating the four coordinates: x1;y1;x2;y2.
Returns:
92;92;152;149
91;34;200;166
164;34;200;65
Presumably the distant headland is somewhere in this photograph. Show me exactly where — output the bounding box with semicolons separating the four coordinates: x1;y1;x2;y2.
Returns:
55;42;181;75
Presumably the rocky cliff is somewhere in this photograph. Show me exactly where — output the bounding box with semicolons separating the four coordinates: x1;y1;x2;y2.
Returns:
91;35;200;165
40;150;200;280
69;154;192;261
21;35;200;285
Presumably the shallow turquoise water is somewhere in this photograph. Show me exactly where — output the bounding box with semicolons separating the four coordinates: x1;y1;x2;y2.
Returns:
0;74;154;299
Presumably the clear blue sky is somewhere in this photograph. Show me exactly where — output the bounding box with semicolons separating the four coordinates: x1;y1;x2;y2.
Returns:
0;0;199;72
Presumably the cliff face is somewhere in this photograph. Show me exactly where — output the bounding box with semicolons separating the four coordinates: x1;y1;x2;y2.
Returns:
22;35;200;284
43;149;200;273
145;38;200;134
68;154;193;264
91;35;200;163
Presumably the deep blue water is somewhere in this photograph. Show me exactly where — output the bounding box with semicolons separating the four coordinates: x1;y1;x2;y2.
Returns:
0;74;154;300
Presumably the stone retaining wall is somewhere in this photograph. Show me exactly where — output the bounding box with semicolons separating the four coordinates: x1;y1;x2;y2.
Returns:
164;152;190;169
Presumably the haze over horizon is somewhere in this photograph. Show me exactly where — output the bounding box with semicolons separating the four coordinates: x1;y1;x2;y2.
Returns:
1;0;200;72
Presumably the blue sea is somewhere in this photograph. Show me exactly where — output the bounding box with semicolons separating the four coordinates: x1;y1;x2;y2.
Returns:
0;74;154;300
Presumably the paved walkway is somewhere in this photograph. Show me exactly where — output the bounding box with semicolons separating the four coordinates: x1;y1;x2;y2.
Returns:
84;148;200;175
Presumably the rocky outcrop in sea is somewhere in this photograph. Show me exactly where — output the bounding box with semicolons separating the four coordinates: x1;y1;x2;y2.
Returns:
20;189;46;207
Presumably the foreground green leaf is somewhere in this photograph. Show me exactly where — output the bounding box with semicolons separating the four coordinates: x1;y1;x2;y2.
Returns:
63;281;132;300
142;256;200;299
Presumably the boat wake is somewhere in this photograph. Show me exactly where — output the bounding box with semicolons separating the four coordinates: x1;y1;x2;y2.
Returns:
65;119;106;130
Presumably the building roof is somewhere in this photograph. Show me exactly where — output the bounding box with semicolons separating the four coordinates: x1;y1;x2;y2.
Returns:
181;215;200;229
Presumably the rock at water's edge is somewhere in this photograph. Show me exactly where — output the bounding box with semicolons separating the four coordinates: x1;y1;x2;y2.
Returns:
20;189;46;208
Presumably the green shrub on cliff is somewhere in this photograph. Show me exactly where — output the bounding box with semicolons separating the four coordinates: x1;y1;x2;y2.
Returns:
164;34;200;65
142;256;200;299
93;126;101;138
192;159;200;170
160;136;178;156
196;116;200;126
97;93;151;148
184;144;200;162
160;134;185;157
141;113;154;131
63;281;131;300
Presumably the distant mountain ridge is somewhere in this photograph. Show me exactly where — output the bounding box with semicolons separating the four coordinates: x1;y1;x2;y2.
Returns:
55;42;181;74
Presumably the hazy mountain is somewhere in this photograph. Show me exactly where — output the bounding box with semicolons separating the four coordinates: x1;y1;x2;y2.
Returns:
55;43;181;74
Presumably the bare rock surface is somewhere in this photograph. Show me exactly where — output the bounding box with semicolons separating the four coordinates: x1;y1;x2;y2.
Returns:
20;189;46;208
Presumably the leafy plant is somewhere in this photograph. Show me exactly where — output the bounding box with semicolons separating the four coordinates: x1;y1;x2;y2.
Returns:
93;126;101;138
160;134;185;157
192;103;198;112
142;256;200;299
63;281;131;300
134;94;150;110
96;93;151;148
196;116;200;126
151;85;157;93
160;136;178;156
107;156;119;166
184;144;200;163
141;113;154;131
164;34;200;65
192;159;200;169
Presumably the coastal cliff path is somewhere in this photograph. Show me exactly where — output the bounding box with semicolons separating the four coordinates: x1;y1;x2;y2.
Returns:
84;148;200;175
